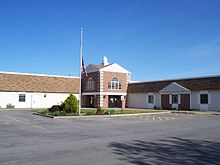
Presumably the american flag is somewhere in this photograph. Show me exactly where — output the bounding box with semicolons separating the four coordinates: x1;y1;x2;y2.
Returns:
82;58;88;76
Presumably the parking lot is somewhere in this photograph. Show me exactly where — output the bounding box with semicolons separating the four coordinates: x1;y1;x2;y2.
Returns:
0;110;220;165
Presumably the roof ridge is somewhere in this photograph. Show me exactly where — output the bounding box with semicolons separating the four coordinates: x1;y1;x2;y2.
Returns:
0;71;79;79
130;75;220;84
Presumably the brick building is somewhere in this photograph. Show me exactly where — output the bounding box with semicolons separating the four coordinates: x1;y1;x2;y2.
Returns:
81;57;130;108
0;57;220;111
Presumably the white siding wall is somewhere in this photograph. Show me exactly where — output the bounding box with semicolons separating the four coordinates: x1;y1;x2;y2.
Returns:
0;92;79;109
127;93;160;109
191;90;220;111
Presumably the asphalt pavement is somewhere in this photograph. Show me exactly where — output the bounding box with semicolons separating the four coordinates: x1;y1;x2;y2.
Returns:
0;110;220;165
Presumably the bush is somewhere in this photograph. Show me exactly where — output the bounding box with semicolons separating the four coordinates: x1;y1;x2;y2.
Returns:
49;105;61;112
51;111;60;116
61;94;78;113
41;109;49;115
86;111;96;115
104;109;116;115
6;103;15;109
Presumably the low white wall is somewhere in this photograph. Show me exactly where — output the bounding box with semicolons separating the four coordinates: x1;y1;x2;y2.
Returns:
0;92;79;109
127;93;160;109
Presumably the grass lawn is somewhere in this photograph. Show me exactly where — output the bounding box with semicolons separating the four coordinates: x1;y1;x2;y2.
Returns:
36;108;163;117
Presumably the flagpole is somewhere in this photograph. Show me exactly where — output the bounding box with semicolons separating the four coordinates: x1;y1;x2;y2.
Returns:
79;28;83;115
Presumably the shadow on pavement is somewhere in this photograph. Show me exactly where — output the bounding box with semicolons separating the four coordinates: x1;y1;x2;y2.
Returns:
109;137;220;164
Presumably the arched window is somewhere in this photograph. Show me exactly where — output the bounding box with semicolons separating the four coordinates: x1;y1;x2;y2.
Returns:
86;78;94;90
108;77;121;90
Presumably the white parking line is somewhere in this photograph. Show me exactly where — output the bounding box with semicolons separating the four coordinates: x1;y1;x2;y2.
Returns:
3;115;45;130
145;116;149;120
165;117;170;120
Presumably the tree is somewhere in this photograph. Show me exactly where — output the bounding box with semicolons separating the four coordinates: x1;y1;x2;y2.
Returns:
61;94;78;113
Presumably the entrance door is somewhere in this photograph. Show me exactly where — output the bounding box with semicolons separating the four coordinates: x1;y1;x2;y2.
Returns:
89;96;95;107
31;94;42;108
161;94;171;110
108;96;121;108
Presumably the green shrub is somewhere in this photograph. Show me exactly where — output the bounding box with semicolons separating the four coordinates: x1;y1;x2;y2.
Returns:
104;109;117;115
59;111;66;116
86;111;96;115
61;94;78;113
104;110;111;115
41;109;49;115
51;111;60;116
6;103;15;109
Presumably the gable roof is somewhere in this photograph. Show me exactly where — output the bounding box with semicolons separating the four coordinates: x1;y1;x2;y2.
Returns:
100;63;130;73
128;75;220;93
86;63;130;74
86;64;106;73
0;72;79;93
159;82;190;93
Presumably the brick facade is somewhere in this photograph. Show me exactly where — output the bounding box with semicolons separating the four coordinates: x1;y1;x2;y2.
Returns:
81;69;130;108
102;72;128;93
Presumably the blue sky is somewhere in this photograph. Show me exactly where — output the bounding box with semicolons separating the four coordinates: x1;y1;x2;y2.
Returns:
0;0;220;81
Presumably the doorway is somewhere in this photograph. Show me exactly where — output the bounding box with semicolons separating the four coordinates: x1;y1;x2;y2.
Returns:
108;95;121;108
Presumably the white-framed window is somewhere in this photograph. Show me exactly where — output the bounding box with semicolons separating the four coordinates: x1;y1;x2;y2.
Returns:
148;95;154;104
86;78;94;90
19;94;26;102
108;77;121;90
200;94;208;104
172;95;178;104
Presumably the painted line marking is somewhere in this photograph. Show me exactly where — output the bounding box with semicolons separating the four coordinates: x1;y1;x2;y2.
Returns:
165;117;170;120
3;115;45;130
3;115;25;124
153;116;155;120
158;116;162;121
31;124;45;130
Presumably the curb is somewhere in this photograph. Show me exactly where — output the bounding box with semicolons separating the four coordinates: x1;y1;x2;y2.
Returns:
33;112;55;118
33;111;171;119
171;111;220;115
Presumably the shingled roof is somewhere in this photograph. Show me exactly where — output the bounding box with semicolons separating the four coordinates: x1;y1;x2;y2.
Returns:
128;76;220;93
0;72;79;93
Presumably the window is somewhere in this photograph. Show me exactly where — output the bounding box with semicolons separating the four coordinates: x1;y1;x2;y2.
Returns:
148;95;154;104
86;78;94;90
200;94;208;104
172;95;178;104
19;94;26;102
108;77;121;90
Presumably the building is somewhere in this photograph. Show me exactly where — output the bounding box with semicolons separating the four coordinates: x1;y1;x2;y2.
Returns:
0;72;79;109
127;76;220;111
81;57;130;108
1;57;220;111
